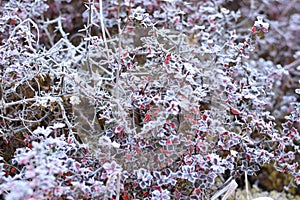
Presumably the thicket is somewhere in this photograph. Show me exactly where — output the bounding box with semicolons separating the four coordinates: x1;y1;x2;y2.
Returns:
0;0;299;199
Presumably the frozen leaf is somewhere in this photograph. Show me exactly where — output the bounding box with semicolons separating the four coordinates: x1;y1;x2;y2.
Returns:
254;16;269;32
70;95;81;105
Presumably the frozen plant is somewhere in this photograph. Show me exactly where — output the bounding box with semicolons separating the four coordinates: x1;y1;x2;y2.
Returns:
0;0;300;200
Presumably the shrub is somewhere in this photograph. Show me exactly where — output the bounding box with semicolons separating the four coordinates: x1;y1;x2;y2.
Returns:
0;0;299;199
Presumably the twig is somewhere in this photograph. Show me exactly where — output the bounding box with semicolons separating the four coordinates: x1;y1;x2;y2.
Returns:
99;0;109;58
211;177;238;200
104;172;121;200
245;171;250;200
85;0;93;79
114;0;123;119
284;59;300;70
0;97;41;109
58;100;74;130
281;0;298;17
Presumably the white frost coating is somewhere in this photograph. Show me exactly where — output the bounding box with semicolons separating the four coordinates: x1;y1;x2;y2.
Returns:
254;16;270;32
69;95;81;105
211;178;238;200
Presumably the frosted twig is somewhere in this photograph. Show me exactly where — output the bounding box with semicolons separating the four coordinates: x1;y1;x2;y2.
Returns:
281;0;298;17
245;171;250;200
99;0;109;58
104;172;121;200
7;18;40;52
211;177;238;200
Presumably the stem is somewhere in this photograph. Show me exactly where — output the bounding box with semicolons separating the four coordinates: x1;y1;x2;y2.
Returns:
99;0;109;58
245;171;250;200
85;0;93;81
115;0;122;118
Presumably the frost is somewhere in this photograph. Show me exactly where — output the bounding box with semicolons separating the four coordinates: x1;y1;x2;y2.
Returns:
52;122;65;129
1;0;300;199
98;136;120;148
221;7;230;15
33;126;52;138
152;189;170;200
3;181;34;200
69;95;81;105
254;16;269;32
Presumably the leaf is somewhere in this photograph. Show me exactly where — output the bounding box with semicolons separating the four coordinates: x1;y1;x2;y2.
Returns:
143;113;151;123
